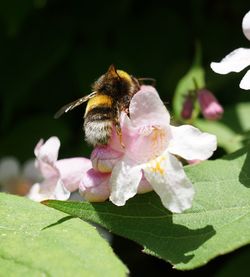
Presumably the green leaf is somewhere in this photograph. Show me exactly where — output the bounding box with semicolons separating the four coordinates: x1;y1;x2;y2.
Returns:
0;193;127;276
221;102;250;134
194;119;243;153
173;45;205;119
44;145;250;270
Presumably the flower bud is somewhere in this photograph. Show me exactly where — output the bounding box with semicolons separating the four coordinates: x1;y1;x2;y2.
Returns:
181;94;194;119
198;89;224;120
91;146;123;173
79;168;110;202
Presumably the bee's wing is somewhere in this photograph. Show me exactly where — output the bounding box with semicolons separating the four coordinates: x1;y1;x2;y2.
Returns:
54;91;97;119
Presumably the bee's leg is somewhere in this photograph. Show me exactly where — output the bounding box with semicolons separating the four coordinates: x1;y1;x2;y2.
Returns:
113;105;125;148
115;121;125;148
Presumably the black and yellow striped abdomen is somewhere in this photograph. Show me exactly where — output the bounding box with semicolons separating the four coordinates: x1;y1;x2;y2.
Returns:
84;94;114;145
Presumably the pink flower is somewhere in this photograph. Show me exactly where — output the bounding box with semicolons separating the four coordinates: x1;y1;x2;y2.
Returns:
80;86;217;213
181;94;194;119
197;89;224;120
28;137;92;201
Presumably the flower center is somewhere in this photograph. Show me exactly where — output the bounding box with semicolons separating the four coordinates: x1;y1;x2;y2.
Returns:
149;127;168;159
147;155;166;175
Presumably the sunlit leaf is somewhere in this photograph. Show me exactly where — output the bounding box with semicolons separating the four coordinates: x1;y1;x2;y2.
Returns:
221;102;250;134
0;193;127;276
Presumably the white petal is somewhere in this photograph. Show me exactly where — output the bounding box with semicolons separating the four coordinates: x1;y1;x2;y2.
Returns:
168;125;217;160
54;179;71;200
242;11;250;41
0;157;20;183
109;156;142;206
143;152;195;213
35;136;60;163
27;179;57;202
210;48;250;74
35;137;61;180
240;69;250;89
27;183;45;202
129;85;170;128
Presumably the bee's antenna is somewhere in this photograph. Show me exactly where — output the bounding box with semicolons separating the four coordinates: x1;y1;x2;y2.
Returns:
138;77;156;86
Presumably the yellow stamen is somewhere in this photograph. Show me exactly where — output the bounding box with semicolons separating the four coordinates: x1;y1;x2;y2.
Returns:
148;156;166;175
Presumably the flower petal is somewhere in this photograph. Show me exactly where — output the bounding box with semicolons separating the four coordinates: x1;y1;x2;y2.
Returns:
27;183;45;201
137;173;153;194
35;137;60;164
56;158;92;192
28;178;58;201
129;85;170;128
54;179;71;200
109;157;142;206
243;10;250;41
240;69;250;89
28;179;71;201
168;125;217;160
128;127;169;163
35;137;60;179
143;152;195;213
80;168;110;202
210;48;250;74
110;112;169;163
91;146;123;173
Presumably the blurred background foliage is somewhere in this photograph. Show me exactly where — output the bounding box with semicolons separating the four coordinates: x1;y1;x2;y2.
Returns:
1;0;250;275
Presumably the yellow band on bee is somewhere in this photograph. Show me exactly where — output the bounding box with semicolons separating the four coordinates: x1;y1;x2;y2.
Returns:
117;70;132;82
85;94;112;115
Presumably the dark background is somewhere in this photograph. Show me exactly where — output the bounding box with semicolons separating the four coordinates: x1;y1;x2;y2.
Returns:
1;0;250;275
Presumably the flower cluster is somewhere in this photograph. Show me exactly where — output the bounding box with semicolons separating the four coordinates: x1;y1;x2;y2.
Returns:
211;10;250;90
29;86;217;213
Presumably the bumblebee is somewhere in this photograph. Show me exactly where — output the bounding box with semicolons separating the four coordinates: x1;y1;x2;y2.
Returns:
55;65;154;146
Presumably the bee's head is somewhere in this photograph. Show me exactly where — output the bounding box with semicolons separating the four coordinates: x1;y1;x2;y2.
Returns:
93;65;134;96
106;64;132;83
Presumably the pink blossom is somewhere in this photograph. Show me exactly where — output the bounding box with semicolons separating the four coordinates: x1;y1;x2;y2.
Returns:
28;137;92;201
197;89;224;120
79;169;110;202
80;85;217;213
